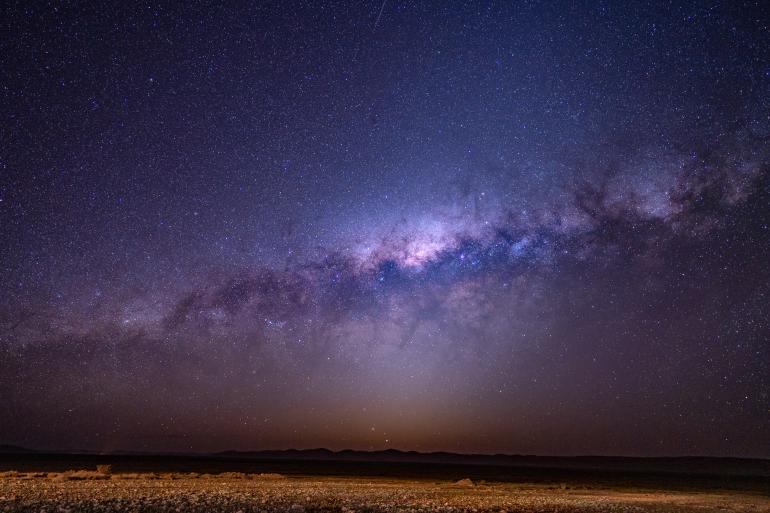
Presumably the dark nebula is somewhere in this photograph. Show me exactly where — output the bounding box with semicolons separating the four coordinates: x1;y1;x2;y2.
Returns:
1;1;769;457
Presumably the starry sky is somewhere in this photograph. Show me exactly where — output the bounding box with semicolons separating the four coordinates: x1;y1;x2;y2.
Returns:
1;1;769;457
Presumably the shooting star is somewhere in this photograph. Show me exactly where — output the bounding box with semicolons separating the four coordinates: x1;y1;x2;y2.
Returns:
373;0;387;31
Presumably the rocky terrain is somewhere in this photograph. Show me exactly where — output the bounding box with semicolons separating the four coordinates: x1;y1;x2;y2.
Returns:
1;471;768;512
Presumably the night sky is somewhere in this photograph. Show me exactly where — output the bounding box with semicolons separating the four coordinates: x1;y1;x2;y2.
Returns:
1;1;769;458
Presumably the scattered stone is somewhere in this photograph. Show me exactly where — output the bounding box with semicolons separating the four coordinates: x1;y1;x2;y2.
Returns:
255;472;286;480
96;464;112;475
0;473;765;512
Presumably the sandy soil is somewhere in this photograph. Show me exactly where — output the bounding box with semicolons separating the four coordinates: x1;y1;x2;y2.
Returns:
0;472;768;512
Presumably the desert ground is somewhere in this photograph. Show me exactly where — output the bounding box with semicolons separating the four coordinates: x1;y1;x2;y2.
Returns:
1;470;769;513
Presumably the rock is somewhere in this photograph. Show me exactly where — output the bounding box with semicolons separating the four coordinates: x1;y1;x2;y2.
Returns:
96;465;112;475
454;478;474;487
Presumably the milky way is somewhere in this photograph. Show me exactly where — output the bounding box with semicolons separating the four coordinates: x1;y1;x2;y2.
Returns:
1;2;769;457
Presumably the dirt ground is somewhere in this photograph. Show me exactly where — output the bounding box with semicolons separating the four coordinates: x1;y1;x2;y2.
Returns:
1;472;769;513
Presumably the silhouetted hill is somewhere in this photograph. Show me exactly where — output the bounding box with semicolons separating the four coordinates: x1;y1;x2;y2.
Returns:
215;448;770;477
2;448;769;493
0;445;36;454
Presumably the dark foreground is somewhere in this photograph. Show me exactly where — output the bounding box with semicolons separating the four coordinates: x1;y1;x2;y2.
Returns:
0;453;768;512
2;472;770;513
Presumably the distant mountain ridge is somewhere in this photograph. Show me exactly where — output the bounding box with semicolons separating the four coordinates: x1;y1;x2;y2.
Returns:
215;448;770;477
0;445;36;454
2;445;768;477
